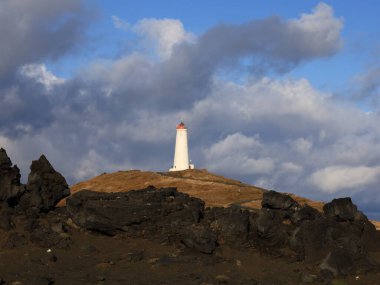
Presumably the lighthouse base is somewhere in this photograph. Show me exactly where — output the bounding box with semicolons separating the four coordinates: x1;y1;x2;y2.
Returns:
169;164;195;172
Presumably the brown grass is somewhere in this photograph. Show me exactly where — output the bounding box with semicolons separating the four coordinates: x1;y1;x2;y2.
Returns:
370;220;380;230
60;169;322;211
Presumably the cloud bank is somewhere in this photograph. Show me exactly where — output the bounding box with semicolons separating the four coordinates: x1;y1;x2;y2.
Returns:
2;2;380;217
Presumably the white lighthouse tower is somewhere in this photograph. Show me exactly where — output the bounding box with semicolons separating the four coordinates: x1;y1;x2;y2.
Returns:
169;122;194;171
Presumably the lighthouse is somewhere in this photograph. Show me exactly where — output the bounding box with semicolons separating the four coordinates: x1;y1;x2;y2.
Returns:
169;122;194;171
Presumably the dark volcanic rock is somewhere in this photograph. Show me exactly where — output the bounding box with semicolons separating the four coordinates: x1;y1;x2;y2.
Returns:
290;204;321;226
0;148;25;206
19;155;70;212
205;207;250;246
323;197;359;221
251;208;289;248
262;190;299;212
319;242;378;277
181;224;218;254
29;222;72;248
66;187;204;237
0;202;12;231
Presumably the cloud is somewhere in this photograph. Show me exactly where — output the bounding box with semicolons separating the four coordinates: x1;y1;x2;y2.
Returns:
112;15;130;31
203;133;275;175
352;65;380;107
291;138;313;154
19;64;65;91
133;18;195;60
289;3;343;58
0;0;93;80
309;166;380;193
182;1;342;75
79;3;343;114
5;2;380;217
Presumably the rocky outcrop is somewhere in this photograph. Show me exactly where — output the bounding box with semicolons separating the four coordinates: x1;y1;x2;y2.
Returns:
323;197;360;221
0;148;25;206
0;149;69;212
252;192;378;277
66;187;204;236
261;190;299;211
66;186;379;278
19;155;70;212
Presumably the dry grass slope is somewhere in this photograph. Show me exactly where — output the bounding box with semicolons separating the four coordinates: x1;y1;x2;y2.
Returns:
65;169;324;212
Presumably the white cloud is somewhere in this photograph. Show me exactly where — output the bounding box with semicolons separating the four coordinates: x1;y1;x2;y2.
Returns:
204;133;275;175
112;15;130;31
133;18;195;59
309;166;380;193
19;64;65;91
291;137;313;154
281;162;303;173
290;2;343;57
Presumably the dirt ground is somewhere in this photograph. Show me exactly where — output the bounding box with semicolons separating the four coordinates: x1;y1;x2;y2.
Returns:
1;221;380;285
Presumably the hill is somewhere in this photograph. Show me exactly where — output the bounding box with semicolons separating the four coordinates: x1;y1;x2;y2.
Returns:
67;169;324;211
67;169;380;230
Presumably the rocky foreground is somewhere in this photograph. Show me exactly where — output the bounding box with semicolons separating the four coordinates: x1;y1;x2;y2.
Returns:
1;148;380;284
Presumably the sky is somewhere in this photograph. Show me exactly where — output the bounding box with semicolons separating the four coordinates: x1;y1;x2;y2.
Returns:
1;1;380;218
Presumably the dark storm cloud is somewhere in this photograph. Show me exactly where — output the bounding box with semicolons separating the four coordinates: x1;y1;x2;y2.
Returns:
0;0;92;80
0;75;53;136
0;0;95;136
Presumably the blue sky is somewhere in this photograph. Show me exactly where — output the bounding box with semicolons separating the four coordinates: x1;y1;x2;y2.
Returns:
1;1;380;219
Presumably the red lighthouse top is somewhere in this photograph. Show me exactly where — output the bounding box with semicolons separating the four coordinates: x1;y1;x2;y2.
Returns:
176;122;186;129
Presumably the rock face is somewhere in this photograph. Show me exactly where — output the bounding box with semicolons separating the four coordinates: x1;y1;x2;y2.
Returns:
19;155;70;212
204;207;250;247
0;149;69;213
0;148;25;206
66;187;204;236
66;186;379;278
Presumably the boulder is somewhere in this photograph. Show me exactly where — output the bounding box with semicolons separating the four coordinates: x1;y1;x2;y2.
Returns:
290;204;321;226
19;155;70;212
66;187;204;236
323;198;358;221
261;190;299;211
0;148;25;206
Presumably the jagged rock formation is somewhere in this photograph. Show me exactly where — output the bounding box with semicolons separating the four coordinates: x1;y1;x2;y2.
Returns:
19;155;70;212
0;149;69;213
0;148;25;206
